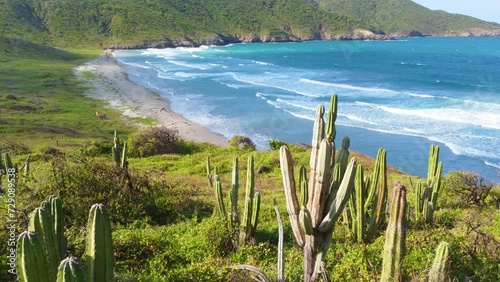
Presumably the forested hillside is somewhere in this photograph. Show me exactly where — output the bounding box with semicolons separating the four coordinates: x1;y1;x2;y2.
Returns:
1;0;499;48
314;0;500;36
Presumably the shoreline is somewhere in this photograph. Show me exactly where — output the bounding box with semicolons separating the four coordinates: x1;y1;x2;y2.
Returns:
73;52;229;147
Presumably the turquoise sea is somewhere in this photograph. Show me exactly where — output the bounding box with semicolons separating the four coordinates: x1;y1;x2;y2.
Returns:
114;37;500;180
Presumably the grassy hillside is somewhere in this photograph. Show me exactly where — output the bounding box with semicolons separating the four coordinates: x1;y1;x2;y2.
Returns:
0;37;136;152
314;0;500;36
1;0;499;49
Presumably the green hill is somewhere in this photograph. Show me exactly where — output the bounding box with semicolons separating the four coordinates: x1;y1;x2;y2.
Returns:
314;0;500;36
1;0;499;48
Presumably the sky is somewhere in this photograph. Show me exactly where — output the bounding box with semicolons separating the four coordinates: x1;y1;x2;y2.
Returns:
412;0;500;24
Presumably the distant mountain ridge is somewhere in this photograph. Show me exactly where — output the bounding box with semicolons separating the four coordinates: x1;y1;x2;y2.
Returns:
1;0;499;49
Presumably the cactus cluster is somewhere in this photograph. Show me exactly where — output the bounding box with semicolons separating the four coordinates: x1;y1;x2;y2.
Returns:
212;156;261;246
380;181;407;282
412;145;443;224
16;197;113;282
345;148;388;243
280;94;357;281
112;131;128;169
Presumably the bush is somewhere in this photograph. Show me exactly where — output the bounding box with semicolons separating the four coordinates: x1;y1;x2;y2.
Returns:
268;139;286;150
130;126;179;157
229;135;255;150
444;171;494;206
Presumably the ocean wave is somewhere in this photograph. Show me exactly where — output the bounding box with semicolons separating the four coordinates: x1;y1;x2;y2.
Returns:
484;161;500;169
168;60;212;70
122;62;152;69
231;74;321;97
299;78;398;94
284;110;315;121
379;105;500;130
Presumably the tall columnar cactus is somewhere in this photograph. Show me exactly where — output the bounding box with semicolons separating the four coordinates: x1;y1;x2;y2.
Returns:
214;157;239;227
428;242;450;282
16;231;51;282
28;207;59;281
57;257;86;282
412;145;443;224
206;156;213;187
239;156;261;245
280;94;357;282
85;203;113;282
49;195;67;259
380;182;407;282
112;131;128;168
347;148;388;242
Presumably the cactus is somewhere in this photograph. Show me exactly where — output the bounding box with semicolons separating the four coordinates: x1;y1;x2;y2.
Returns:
214;157;239;227
346;148;388;242
85;203;113;282
230;199;285;282
274;198;285;282
16;231;51;282
280;94;357;282
57;257;86;282
207;156;213;187
380;182;407;282
428;242;450;282
412;145;443;224
28;207;59;281
112;131;128;168
49;195;67;259
239;156;260;246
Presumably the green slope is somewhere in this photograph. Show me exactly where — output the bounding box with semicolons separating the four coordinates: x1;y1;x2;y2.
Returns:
1;0;499;48
0;0;360;48
314;0;500;36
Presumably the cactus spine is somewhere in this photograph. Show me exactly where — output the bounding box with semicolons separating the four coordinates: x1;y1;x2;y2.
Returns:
85;203;113;282
57;257;86;282
428;242;450;282
280;94;357;282
412;145;443;224
380;182;407;282
17;231;51;282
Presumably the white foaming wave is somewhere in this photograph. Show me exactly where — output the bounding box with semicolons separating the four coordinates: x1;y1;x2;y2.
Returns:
267;100;282;109
168;60;211;70
284;110;315;121
407;93;435;98
299;78;398;94
276;98;317;111
379;105;500;130
231;73;320;98
403;127;425;134
484;161;500;169
341;114;380;125
252;60;273;66
256;92;268;100
122;62;152;69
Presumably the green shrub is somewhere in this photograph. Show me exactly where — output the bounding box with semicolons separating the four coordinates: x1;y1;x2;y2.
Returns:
229;135;255;151
268;139;286;150
444;171;494;206
130;126;180;157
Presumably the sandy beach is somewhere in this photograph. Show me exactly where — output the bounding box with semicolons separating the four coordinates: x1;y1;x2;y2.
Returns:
73;51;228;147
